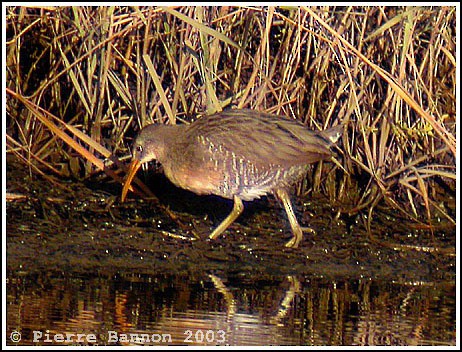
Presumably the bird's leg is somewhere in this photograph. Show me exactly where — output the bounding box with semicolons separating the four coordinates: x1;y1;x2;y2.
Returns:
209;195;244;241
275;188;312;248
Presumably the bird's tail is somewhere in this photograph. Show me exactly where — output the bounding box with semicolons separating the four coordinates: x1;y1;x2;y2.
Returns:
320;124;343;145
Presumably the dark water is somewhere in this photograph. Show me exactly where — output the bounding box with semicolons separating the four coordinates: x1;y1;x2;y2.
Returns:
6;272;456;346
5;161;457;346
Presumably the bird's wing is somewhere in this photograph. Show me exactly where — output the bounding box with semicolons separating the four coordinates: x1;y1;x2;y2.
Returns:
184;109;338;169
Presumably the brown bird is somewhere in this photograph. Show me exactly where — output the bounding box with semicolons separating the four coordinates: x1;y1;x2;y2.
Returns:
121;109;342;248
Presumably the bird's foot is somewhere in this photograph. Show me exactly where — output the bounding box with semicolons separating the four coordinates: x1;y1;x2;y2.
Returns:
285;226;315;248
284;237;299;248
300;226;316;234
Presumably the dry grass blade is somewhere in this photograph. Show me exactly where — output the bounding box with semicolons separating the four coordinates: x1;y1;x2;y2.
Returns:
162;6;242;51
302;6;456;156
8;88;106;171
197;7;222;114
143;54;176;125
56;40;92;116
6;88;156;199
364;7;418;42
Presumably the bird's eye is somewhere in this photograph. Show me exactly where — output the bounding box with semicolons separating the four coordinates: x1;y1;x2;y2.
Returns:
136;145;143;153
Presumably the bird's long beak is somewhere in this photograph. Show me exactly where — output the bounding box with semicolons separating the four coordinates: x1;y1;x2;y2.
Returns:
121;159;141;202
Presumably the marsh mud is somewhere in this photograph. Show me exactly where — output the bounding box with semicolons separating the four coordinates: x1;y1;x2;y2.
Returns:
6;159;456;346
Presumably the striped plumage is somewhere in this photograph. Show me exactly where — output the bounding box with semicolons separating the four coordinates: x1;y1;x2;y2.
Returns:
122;109;342;248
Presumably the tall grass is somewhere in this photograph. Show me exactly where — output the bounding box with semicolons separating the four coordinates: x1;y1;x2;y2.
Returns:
6;6;456;233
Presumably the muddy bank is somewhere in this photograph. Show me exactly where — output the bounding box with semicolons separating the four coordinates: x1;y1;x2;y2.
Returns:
6;159;455;284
